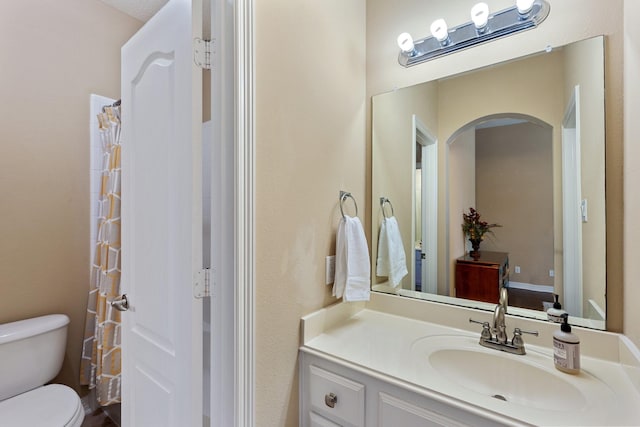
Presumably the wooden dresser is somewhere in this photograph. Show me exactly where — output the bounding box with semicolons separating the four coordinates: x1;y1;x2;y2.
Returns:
455;251;509;304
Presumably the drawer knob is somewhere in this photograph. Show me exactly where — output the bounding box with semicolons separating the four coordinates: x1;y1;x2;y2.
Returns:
324;392;338;408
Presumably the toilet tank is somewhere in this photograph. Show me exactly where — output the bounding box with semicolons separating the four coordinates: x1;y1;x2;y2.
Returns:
0;314;70;401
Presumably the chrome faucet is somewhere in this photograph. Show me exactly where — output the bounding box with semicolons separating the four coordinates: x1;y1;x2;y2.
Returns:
470;287;539;355
492;287;508;344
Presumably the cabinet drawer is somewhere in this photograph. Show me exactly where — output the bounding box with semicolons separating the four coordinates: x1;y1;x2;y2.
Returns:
378;392;468;427
308;364;365;426
310;412;342;427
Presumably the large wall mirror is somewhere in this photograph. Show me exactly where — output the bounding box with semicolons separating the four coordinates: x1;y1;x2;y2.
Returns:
371;36;606;329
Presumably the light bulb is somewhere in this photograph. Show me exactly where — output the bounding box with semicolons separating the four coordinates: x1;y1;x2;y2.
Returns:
471;3;489;29
516;0;535;14
430;19;449;43
397;32;415;54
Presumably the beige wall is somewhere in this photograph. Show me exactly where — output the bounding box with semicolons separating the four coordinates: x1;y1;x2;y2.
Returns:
366;0;624;332
448;129;475;294
476;123;554;289
624;0;640;347
436;51;564;146
0;1;141;391
255;0;366;424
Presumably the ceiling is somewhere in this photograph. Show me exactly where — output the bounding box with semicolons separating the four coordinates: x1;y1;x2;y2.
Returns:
100;0;167;22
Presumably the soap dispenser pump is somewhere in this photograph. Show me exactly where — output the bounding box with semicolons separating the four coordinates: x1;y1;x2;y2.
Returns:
547;294;567;323
553;314;580;374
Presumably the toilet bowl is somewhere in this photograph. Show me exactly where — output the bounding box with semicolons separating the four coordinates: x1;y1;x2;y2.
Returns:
0;314;85;426
0;384;84;426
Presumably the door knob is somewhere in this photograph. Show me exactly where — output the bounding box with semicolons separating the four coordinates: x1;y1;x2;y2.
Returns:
110;294;129;312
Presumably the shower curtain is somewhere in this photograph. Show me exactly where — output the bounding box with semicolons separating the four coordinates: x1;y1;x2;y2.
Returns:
80;103;122;406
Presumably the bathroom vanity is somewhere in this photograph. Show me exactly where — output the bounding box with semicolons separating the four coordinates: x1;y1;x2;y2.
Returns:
299;293;640;426
300;351;502;426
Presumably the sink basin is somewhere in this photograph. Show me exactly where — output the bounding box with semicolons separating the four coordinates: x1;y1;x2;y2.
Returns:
411;335;611;412
429;348;586;410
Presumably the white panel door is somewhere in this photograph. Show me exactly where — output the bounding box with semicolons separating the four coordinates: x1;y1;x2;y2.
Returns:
121;0;203;425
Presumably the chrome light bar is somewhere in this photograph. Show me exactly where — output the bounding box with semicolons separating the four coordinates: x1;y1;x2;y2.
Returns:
398;0;550;67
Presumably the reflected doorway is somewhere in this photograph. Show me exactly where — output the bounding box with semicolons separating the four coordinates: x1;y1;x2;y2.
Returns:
413;115;437;293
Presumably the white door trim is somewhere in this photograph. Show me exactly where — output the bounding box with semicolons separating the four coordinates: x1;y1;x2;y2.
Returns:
235;0;256;424
562;85;583;317
207;0;237;424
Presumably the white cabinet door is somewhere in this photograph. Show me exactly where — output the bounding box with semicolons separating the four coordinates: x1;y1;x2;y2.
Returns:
121;0;203;425
308;364;365;426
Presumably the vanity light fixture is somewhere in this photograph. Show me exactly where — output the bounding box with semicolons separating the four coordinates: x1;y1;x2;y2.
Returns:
397;0;550;67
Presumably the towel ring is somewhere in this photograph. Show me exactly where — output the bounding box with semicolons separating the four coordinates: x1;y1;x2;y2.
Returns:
380;197;395;219
340;191;358;219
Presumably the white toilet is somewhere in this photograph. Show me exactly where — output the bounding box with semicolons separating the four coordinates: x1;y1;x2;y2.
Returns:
0;314;85;426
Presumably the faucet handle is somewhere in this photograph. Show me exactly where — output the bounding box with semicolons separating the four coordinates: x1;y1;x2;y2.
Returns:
469;318;492;341
513;327;539;337
512;327;539;348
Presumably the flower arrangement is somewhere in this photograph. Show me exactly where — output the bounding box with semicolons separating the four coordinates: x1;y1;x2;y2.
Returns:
462;207;501;253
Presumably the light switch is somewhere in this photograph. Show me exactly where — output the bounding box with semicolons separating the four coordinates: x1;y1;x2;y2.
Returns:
581;199;588;223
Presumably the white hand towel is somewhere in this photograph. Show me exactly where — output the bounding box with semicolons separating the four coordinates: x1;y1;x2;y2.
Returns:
376;216;408;287
334;216;371;302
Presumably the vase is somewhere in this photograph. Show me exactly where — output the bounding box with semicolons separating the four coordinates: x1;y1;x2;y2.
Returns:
469;238;481;258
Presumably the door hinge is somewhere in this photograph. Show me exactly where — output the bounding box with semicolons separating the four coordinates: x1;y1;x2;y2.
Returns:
193;38;213;70
194;268;212;298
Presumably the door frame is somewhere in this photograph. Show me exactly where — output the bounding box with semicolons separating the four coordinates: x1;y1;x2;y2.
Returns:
234;0;256;424
206;0;252;424
412;115;438;294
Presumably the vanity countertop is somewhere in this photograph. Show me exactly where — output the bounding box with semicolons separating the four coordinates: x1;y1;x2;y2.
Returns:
300;297;640;426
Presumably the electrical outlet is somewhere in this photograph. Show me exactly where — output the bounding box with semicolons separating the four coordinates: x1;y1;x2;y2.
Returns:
325;256;336;285
514;266;521;274
549;269;555;277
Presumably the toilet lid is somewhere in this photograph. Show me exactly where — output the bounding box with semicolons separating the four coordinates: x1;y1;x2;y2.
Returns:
0;384;84;427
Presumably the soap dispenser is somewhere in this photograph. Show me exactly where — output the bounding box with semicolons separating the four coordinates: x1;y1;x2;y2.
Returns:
553;314;580;374
547;294;567;323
